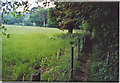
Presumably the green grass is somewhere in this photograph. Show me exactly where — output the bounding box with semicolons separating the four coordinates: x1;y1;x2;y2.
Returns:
2;25;74;81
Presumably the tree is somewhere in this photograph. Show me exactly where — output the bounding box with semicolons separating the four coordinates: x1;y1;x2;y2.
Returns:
48;2;85;35
23;18;33;26
47;7;59;28
48;2;118;81
29;7;48;27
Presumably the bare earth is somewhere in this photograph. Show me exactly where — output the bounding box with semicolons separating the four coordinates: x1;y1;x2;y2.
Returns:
73;53;91;82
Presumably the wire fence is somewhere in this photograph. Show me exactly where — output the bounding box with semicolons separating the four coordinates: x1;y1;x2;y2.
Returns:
31;37;83;82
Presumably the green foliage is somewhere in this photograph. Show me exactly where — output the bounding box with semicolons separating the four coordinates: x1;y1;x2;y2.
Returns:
3;12;25;25
1;0;29;17
23;18;33;26
81;3;119;81
29;7;48;27
1;0;32;27
52;2;118;81
88;44;118;81
0;26;10;38
47;8;59;28
48;2;86;32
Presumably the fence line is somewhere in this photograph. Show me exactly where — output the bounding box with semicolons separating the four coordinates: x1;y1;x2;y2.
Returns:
31;37;83;81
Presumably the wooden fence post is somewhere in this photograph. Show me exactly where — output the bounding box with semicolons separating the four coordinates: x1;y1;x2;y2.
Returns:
106;51;110;65
71;46;74;80
32;70;41;81
78;38;80;60
83;37;85;47
81;37;85;53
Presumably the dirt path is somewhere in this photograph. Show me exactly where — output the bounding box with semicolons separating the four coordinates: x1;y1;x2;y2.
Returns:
73;53;91;82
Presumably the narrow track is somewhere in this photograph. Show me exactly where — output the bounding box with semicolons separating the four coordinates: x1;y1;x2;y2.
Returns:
73;53;91;82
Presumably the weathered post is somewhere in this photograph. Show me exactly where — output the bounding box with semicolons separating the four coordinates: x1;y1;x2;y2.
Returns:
106;51;110;65
32;70;41;81
81;37;85;53
78;38;80;60
71;45;74;80
82;37;85;48
70;41;74;81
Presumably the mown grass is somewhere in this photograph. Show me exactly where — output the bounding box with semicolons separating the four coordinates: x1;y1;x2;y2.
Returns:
2;25;76;81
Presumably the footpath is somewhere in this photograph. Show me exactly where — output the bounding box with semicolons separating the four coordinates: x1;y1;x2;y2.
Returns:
73;53;91;81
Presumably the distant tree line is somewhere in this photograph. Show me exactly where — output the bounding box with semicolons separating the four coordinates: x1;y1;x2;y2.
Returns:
2;6;49;27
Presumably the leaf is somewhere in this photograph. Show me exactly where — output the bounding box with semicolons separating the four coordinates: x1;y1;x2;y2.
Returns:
4;28;7;31
13;14;15;17
7;34;10;38
19;14;21;17
23;15;25;17
11;12;14;15
7;12;9;16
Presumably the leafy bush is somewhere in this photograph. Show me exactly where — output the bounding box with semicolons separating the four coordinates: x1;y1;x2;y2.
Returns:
88;44;119;82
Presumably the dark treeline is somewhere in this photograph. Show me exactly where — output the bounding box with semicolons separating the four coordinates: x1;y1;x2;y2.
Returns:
48;2;119;81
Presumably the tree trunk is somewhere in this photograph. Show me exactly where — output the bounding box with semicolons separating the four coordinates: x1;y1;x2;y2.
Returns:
89;28;92;34
68;29;73;35
71;46;74;80
43;16;46;27
78;38;80;60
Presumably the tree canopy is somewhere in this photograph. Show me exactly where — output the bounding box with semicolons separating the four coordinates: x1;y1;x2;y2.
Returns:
29;7;48;27
48;2;118;81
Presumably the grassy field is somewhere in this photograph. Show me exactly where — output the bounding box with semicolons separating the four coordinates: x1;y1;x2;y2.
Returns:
2;25;78;81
